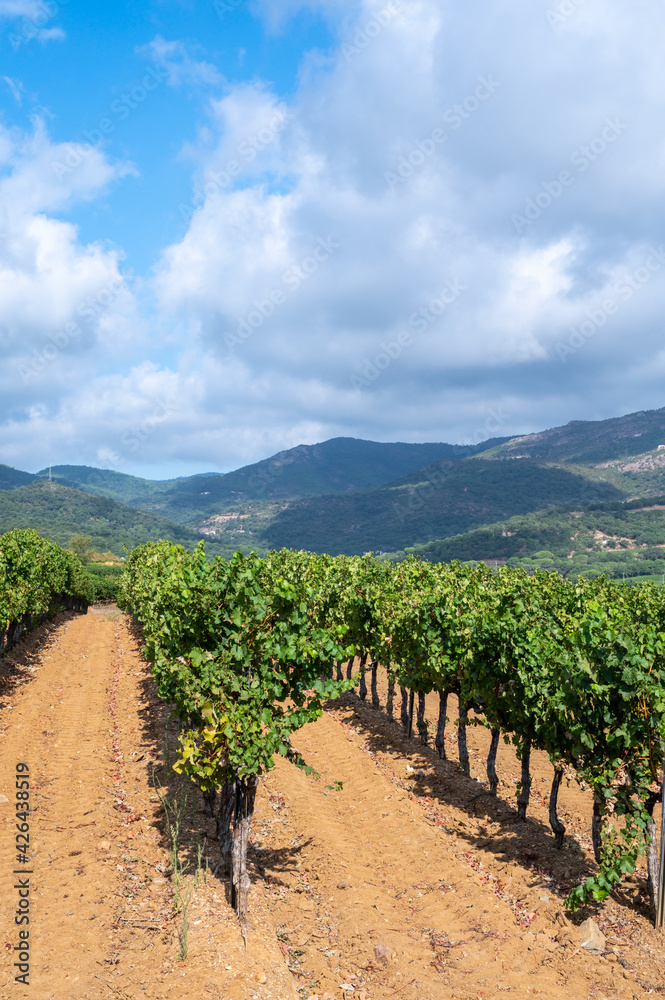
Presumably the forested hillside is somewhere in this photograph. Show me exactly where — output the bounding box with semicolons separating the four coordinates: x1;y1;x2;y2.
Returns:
388;498;665;581
0;481;230;558
6;407;665;559
260;459;622;554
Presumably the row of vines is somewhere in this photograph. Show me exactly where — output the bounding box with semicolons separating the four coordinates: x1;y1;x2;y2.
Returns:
0;529;93;654
117;542;665;924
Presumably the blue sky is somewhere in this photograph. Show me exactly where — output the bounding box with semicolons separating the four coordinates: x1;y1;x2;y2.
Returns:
1;0;335;270
1;0;665;479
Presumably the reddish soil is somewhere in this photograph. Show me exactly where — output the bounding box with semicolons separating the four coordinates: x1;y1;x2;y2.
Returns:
1;607;664;999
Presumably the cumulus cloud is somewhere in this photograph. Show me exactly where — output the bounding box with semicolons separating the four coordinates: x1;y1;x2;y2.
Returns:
3;0;665;476
0;121;143;435
138;36;224;89
144;0;665;470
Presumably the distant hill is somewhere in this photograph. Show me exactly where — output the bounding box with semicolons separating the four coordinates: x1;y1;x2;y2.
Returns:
35;465;176;506
0;481;230;558
181;437;508;499
483;406;665;464
260;458;623;555
33;437;509;526
0;464;35;490
386;497;665;583
8;407;665;559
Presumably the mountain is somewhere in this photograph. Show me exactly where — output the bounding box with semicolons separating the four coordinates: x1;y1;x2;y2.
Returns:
173;437;507;500
35;465;176;506
259;458;623;555
7;405;665;560
483;406;665;464
0;481;230;558
386;497;665;584
34;438;510;526
0;464;36;489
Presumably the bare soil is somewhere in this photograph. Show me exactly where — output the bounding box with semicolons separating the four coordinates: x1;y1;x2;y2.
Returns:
1;607;664;999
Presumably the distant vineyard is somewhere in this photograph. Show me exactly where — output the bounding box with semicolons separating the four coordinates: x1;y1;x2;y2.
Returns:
118;543;665;923
0;529;92;654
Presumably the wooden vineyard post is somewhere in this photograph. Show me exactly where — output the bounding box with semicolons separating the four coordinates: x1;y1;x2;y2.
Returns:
407;690;415;738
417;692;428;745
657;770;665;930
371;660;380;709
358;653;368;700
486;728;500;796
386;670;395;720
435;689;448;760
400;687;409;730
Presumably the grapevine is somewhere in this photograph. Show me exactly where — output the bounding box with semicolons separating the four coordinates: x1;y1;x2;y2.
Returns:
119;545;665;922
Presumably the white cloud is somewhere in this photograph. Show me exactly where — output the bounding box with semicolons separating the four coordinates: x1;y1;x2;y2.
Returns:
0;0;66;47
4;0;665;476
2;76;22;104
35;25;65;43
138;36;223;89
0;121;142;428
0;0;42;15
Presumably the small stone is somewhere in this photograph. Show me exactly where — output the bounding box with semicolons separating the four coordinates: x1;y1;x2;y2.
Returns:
0;794;8;803
579;917;605;954
373;944;392;963
536;932;558;952
254;971;267;983
98;840;111;850
337;881;350;889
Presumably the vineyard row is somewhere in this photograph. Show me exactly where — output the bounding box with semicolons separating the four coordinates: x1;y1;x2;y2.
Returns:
118;541;665;924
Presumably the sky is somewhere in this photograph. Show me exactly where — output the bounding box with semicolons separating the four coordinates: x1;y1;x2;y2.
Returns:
1;0;664;479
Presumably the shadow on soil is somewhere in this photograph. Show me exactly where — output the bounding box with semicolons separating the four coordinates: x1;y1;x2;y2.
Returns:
327;686;653;926
125;613;308;912
120;617;652;928
0;609;84;709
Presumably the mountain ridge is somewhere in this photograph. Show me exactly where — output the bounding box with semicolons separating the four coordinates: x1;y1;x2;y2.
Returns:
5;404;665;558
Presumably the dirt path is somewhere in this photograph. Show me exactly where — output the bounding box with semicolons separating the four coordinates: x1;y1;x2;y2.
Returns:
1;610;664;1000
0;607;294;1000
